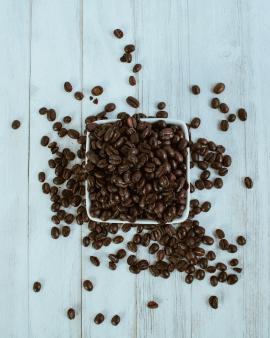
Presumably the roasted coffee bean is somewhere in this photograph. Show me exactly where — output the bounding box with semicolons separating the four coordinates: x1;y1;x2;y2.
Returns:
90;256;100;266
233;267;242;273
206;251;216;262
42;183;50;194
74;91;84;100
38;172;46;182
93;98;98;104
39;107;47;115
204;180;213;189
51;215;60;225
213;82;225;94
227;274;238;285
157;102;166;110
133;64;142;73
41;135;49;146
116;249;126;259
228;244;237;253
216;262;227;271
127;255;137;265
211;97;220;109
58;128;68;137
206;266;216;273
185;274;194;284
126;96;140;108
214;178;223;189
11;120;21;129
200;170;210;180
91;86;103;96
63;116;72;123
124;44;135;53
33;281;41;292
68;129;80;139
209;295;218;309
129;76;136;86
52;121;62;131
202;236;214;245
67;308;75;319
83;280;93;291
64;81;72;92
210;275;218;287
195;180;204;190
236;235;246;246
219;103;229;113
108;254;119;264
127;241;137;252
228;113;236;122
191;85;200;95
147;301;158;309
195;269;205;280
218;271;227;282
113;28;124;38
190;117;201;129
201;201;211;212
215;229;225;239
82;236;90;247
51;227;60;239
229;259;239;267
105;103;116;112
219;238;229;250
244;177;253;189
156;111;168;118
94;313;104;324
64;214;74;224
109;261;117;270
237;108;247;121
111;314;121;326
218;168;228;176
61;226;70;237
220;120;229;131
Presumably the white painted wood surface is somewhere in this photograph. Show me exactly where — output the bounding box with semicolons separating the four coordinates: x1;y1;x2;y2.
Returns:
0;1;269;337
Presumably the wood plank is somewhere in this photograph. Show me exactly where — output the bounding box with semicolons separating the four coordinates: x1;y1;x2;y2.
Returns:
82;1;137;337
29;1;82;337
0;1;31;337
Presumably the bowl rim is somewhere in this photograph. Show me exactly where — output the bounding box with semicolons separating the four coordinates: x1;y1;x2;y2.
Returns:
85;117;190;224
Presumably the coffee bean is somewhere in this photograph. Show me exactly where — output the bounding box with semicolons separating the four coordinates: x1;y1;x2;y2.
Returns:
227;274;238;285
233;267;242;273
105;103;116;112
204;180;213;189
83;279;93;291
219;238;229;250
109;261;117;270
47;109;56;122
191;85;200;95
116;249;126;259
214;178;223;189
219;103;229;113
82;236;90;247
11;120;21;129
156;111;168;118
206;251;216;261
200;170;210;180
124;44;135;53
195;180;204;190
63;116;72;123
237;108;247;121
211;98;220;109
220;120;229;131
52;122;62;131
185;274;194;284
111;314;121;326
94;313;105;325
202;236;214;245
33;281;41;292
93;98;98;104
133;64;142;73
201;201;211;212
61;226;70;237
195;269;205;280
127;255;137;265
39;107;48;115
51;226;60;239
215;229;225;239
190;117;201;129
42;183;50;194
67;308;75;319
126;96;140;108
41;136;49;146
74;91;84;100
38;172;46;182
206;266;216;273
236;235;246;246
147;301;158;309
218;271;227;282
228;244;237;253
68;129;80;139
210;276;218;287
244;177;253;189
91;86;103;96
157;102;166;110
229;259;239;266
228;114;236;122
209;295;218;309
129;76;136;86
90;256;100;266
64;81;72;92
113;28;124;38
216;262;227;271
213;83;225;94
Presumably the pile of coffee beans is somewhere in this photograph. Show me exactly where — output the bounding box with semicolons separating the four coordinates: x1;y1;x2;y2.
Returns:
86;117;188;223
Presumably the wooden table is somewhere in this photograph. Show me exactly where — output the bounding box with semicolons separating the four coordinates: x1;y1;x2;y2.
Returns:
0;1;269;337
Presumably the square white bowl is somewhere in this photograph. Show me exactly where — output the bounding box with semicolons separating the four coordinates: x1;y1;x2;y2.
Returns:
86;118;190;224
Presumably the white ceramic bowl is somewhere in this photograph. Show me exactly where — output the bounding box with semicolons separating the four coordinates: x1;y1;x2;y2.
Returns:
86;118;190;224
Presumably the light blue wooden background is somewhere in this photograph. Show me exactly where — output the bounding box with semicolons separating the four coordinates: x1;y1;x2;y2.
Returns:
0;1;269;337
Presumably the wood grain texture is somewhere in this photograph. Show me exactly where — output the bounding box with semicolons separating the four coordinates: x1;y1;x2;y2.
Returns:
0;0;269;337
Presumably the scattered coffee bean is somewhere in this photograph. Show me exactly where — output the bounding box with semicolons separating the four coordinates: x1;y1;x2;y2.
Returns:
11;120;21;129
185;274;194;284
74;91;84;100
156;111;168;118
211;97;220;109
210;276;218;287
109;261;117;270
82;236;90;247
47;109;56;122
51;226;60;239
129;76;136;86
244;177;253;189
201;201;211;212
216;262;227;271
33;281;41;292
220;120;229;131
206;251;216;261
53;122;62;131
219;103;229;114
93;98;98;104
41;135;49;146
38;172;46;182
190;117;201;129
67;308;75;320
219;238;229;250
218;271;227;282
227;114;236;122
228;244;237;253
91;86;103;96
126;96;140;108
133;64;142;73
191;85;200;95
90;256;100;266
147;301;158;309
111;314;121;326
227;274;238;285
236;235;246;246
105;103;116;112
94;313;105;324
64;81;72;92
209;295;218;309
215;229;225;239
157;102;166;110
213;83;225;94
214;178;223;189
63;116;72;123
61;225;70;237
124;44;135;53
233;267;242;273
113;29;124;38
237;108;247;121
83;280;93;291
39;107;47;115
229;259;239;267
